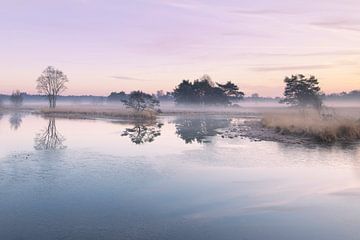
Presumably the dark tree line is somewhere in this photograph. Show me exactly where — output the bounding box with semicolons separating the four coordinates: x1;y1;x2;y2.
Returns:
108;91;127;102
326;90;360;100
173;75;244;105
106;75;244;111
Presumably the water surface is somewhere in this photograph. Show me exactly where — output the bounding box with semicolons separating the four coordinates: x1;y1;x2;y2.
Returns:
0;114;359;240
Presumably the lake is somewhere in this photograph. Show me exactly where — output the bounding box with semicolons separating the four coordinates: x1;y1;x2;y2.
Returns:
0;113;359;240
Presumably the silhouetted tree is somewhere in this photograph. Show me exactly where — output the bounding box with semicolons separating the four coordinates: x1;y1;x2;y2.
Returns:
156;90;174;102
36;66;69;108
122;91;160;112
10;90;24;107
173;80;196;104
217;81;244;100
193;77;227;104
280;74;322;110
34;118;66;150
108;91;127;102
121;120;163;144
174;75;243;105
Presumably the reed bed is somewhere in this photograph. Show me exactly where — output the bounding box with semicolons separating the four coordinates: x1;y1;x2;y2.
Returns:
262;108;360;143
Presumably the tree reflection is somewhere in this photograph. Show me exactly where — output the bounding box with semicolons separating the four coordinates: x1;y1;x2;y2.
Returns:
121;120;163;144
34;118;66;150
175;117;231;143
9;113;23;130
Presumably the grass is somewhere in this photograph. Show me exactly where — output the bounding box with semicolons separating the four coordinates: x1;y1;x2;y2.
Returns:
39;106;158;120
261;108;360;143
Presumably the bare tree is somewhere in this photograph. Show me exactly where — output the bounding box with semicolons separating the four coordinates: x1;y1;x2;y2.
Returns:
36;66;69;108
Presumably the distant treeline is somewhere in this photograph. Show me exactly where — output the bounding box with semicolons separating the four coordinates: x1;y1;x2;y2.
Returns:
325;90;360;100
1;89;360;105
173;75;244;105
0;93;106;104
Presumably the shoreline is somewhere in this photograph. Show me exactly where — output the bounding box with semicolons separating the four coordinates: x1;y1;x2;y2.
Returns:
1;105;360;146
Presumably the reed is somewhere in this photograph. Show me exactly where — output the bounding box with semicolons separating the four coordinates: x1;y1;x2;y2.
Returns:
262;108;360;143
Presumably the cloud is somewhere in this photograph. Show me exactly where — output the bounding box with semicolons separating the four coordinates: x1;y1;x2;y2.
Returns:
222;30;271;38
155;0;201;10
311;20;360;32
329;187;360;197
249;60;357;72
110;76;148;81
241;50;360;57
250;64;334;72
230;9;297;16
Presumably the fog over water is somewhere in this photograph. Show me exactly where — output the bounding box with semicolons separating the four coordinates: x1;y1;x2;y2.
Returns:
0;114;360;239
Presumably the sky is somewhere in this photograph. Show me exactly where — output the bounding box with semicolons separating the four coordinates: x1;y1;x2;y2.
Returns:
1;0;360;97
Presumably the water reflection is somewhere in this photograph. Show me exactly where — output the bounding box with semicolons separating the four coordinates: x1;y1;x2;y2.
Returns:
9;113;23;130
175;117;231;143
121;120;163;144
34;118;66;150
1;114;360;239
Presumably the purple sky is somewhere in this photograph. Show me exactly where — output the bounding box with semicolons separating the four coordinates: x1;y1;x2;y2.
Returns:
1;0;360;96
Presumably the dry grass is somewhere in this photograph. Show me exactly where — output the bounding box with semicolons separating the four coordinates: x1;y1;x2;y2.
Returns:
39;106;158;119
262;108;360;143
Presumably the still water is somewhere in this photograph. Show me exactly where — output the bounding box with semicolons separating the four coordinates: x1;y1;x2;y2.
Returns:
0;113;359;240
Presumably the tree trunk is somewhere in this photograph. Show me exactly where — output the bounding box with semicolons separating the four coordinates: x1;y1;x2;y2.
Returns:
48;95;53;108
48;95;57;108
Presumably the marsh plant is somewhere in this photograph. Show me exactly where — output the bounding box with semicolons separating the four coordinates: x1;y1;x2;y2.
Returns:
262;109;360;143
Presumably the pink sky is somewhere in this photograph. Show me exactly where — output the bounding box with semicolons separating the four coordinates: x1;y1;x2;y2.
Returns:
1;0;360;97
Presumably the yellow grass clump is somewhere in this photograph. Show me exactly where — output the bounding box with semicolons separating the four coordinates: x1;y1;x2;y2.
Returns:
261;108;360;143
